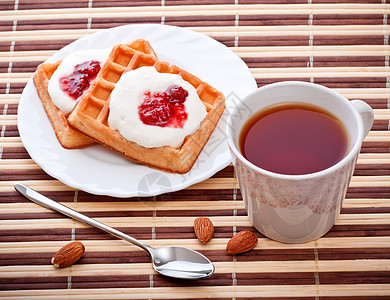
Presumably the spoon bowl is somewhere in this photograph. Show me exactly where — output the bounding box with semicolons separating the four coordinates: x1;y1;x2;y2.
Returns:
150;246;214;279
14;183;214;280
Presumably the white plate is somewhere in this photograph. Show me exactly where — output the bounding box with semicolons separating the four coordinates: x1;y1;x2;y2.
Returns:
18;24;257;197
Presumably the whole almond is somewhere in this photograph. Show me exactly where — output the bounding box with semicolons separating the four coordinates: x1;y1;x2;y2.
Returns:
226;231;258;254
194;217;214;244
51;241;85;268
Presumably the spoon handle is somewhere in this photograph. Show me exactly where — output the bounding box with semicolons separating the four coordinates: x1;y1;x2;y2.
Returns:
14;183;152;252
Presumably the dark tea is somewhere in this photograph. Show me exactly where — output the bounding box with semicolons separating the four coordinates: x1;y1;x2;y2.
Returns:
239;103;349;175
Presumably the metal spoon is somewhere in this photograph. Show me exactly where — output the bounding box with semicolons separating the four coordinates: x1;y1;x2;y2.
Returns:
14;183;214;280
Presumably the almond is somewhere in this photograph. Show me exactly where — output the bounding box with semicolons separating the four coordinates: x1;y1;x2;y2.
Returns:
226;231;258;254
194;217;214;244
51;241;85;268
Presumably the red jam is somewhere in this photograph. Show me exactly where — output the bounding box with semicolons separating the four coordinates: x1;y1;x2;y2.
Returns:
59;60;101;100
138;85;189;128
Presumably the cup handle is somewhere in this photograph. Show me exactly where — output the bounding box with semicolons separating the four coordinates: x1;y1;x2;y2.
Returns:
350;100;374;138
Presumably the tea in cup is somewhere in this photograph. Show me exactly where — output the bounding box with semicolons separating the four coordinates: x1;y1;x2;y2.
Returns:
239;102;350;176
226;81;374;243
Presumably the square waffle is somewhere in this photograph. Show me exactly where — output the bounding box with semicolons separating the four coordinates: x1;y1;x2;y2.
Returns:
68;43;225;174
33;39;157;149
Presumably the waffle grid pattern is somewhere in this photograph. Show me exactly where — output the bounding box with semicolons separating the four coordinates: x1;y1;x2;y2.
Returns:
69;43;225;174
32;39;157;149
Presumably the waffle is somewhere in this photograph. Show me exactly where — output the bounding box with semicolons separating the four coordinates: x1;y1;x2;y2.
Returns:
33;39;157;149
68;44;225;174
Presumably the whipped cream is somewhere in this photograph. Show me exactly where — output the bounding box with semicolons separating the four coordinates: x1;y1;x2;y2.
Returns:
108;66;207;148
48;48;110;114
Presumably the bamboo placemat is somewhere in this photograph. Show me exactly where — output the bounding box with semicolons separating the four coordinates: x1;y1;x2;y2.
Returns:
1;0;390;299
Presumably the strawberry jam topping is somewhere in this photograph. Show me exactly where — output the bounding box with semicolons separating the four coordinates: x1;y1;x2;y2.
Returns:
165;85;188;104
139;85;189;128
59;60;101;100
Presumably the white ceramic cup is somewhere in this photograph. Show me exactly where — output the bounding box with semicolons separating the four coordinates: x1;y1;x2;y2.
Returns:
226;81;374;243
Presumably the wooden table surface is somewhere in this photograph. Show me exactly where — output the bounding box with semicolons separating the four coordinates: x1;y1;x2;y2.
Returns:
0;0;390;299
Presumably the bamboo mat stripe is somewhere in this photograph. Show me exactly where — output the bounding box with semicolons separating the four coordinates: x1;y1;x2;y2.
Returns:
1;260;390;278
1;285;390;299
0;197;389;213
2;47;390;63
1;236;390;253
1;213;390;230
1;0;390;299
2;4;389;20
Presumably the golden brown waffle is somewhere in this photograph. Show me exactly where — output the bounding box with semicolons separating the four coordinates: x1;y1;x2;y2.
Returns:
33;39;157;149
68;44;225;174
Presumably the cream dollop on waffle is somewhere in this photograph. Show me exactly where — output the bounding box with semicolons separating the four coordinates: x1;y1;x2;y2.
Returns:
108;66;207;148
48;49;110;114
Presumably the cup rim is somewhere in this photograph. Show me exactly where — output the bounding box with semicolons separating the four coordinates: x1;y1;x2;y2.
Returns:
226;81;365;179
